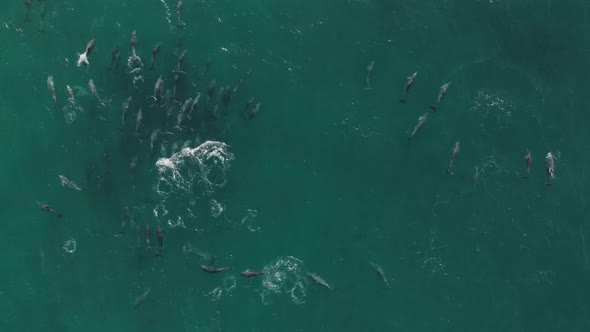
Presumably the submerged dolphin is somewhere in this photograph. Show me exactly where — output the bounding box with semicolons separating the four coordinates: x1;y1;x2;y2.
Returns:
201;265;231;273
369;262;391;288
307;272;335;292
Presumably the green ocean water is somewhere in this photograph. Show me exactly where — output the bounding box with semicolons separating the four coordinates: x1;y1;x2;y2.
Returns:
1;0;590;331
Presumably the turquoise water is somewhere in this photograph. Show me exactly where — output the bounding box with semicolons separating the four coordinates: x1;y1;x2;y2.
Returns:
1;0;590;331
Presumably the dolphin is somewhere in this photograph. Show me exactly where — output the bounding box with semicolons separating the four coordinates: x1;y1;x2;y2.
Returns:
177;50;187;71
58;175;85;191
177;0;185;28
135;108;143;133
134;287;151;309
522;151;532;179
77;39;95;67
240;269;265;277
66;85;75;103
88;79;105;105
187;93;201;119
241;97;255;115
24;0;32;22
176;97;193;128
153;76;164;103
430;82;451;111
446;142;460;174
245;103;260;120
36;201;63;218
364;60;375;90
408;113;428;140
47;75;57;107
201;265;231;273
307;272;335;292
369;262;391;288
545;152;556;186
400;72;417;103
120;96;132;129
149;42;161;70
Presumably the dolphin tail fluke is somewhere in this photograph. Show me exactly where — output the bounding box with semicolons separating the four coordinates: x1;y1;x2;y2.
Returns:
400;99;407;103
429;106;437;111
545;182;553;187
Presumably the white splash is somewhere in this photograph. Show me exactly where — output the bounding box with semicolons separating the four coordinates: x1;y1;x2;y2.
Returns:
63;239;77;254
471;89;513;131
241;209;261;232
210;199;224;218
260;256;307;305
154;141;234;197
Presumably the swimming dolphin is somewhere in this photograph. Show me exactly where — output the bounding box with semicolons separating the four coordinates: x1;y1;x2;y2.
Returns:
522;151;532;179
153;76;164;103
149;42;161;70
201;265;231;273
187;93;201;119
369;262;391;288
111;47;120;68
240;269;265;277
245;103;260;120
144;224;152;249
24;0;32;22
233;79;244;94
176;97;193;128
408;113;428;140
150;129;159;152
176;0;184;28
66;85;75;103
155;225;164;256
77;39;95;67
400;72;417;103
156;225;163;249
47;75;57;107
129;31;143;66
120;96;132;129
364;60;375;90
545;152;556;186
207;80;216;104
430;82;451;111
307;272;335;292
241;97;255;115
446;141;460;174
58;175;85;191
38;2;47;32
134;287;151;309
135;108;143;133
88;79;105;105
221;85;232;108
36;201;63;218
177;50;187;71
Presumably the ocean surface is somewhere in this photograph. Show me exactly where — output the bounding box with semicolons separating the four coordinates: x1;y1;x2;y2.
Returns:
1;0;589;331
